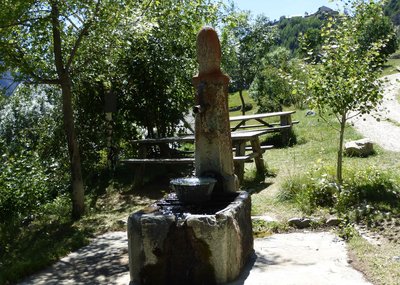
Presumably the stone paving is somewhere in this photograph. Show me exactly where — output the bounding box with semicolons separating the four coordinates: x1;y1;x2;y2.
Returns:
18;232;130;285
18;231;372;285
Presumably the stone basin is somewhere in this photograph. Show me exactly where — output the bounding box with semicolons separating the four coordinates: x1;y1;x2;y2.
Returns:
127;191;253;285
170;177;217;204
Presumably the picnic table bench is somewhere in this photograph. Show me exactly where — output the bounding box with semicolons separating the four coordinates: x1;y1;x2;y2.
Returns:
121;130;273;188
229;111;298;144
121;111;299;188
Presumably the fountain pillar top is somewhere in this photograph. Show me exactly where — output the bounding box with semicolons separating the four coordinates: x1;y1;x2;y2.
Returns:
196;27;222;75
192;27;238;193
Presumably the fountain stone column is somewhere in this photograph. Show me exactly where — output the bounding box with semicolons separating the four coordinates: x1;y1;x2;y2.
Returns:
192;27;238;193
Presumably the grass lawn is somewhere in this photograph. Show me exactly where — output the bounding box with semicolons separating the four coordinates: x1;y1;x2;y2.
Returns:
381;52;400;77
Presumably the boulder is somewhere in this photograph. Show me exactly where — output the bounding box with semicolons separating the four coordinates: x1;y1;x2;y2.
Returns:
288;218;311;229
326;217;341;227
344;138;374;157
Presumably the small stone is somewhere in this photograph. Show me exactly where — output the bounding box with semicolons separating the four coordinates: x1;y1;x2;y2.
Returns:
393;256;400;262
288;217;311;229
116;219;127;226
326;217;341;227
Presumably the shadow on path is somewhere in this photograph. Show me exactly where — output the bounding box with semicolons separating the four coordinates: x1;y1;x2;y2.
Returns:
18;232;129;285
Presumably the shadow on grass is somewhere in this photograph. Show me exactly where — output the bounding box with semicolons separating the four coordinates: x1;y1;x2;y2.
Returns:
242;167;275;195
261;130;299;148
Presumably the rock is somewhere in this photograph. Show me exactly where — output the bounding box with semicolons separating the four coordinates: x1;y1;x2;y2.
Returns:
288;218;311;229
344;138;374;157
326;217;341;227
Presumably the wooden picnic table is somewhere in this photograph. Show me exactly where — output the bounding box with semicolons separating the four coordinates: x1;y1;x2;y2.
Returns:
229;111;297;144
121;129;273;188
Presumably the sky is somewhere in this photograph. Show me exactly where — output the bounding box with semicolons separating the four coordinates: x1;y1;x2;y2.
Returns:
231;0;343;21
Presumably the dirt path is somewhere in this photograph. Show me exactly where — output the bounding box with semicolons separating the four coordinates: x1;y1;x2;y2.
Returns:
350;73;400;152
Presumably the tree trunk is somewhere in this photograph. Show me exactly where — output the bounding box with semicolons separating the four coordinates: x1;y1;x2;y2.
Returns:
337;113;347;186
239;89;246;116
61;75;85;220
51;1;85;220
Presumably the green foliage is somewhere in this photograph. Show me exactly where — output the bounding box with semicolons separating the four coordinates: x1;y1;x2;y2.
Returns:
221;10;277;93
384;0;400;25
306;0;393;184
111;0;220;138
250;47;309;112
277;13;327;54
281;165;400;217
0;85;68;223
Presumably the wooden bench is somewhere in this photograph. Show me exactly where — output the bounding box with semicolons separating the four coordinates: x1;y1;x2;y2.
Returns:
232;145;273;152
121;153;262;188
120;153;261;165
233;120;299;130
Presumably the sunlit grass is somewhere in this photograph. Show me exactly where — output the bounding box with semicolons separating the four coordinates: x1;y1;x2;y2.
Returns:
348;234;400;285
381;53;400;77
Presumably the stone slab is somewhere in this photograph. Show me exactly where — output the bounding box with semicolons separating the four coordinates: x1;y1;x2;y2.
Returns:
227;231;372;285
17;232;129;285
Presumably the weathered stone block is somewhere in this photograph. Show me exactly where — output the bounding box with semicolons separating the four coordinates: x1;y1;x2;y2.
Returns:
127;191;253;285
288;217;311;229
344;138;374;157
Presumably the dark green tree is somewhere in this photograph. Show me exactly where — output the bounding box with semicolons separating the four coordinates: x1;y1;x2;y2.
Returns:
0;0;150;219
114;0;219;139
221;10;276;115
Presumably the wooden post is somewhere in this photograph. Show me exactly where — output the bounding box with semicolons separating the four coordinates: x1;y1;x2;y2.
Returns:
133;145;147;189
234;141;246;183
250;137;265;176
280;114;292;145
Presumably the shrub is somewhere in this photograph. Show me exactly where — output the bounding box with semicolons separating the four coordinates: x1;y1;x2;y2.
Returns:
281;165;400;216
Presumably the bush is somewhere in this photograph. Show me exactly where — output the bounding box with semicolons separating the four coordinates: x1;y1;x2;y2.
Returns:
0;148;53;223
280;166;400;216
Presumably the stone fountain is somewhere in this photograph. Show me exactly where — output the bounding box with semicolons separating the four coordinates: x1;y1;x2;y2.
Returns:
127;27;254;285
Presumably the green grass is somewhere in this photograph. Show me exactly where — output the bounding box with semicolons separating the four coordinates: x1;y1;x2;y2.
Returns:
228;90;257;116
381;52;400;76
348;234;400;285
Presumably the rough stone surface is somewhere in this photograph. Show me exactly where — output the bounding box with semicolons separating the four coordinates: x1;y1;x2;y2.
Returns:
344;138;374;157
227;232;373;285
326;217;341;227
127;191;253;285
17;232;130;285
192;26;238;193
288;217;311;229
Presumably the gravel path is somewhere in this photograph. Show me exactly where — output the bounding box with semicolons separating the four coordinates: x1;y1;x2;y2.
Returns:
350;73;400;152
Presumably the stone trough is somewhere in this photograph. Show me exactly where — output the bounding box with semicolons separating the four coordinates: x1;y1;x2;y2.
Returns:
128;191;253;284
